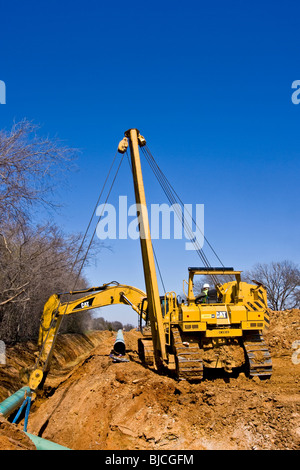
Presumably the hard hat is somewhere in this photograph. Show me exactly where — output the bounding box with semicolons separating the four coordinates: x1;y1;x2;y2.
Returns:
203;283;210;288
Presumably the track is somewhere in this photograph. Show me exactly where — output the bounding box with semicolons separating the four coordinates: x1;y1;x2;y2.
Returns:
171;326;204;380
138;337;154;366
243;332;273;379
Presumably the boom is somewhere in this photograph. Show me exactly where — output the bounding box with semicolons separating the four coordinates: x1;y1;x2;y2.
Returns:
29;282;147;390
124;129;167;368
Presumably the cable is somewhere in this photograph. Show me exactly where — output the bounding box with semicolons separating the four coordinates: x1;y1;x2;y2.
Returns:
34;150;124;374
68;152;125;294
68;150;119;280
52;153;125;340
153;244;166;293
141;145;223;286
145;145;224;266
126;149;166;293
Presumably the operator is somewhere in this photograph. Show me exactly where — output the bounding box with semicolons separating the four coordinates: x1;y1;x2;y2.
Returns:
195;283;210;304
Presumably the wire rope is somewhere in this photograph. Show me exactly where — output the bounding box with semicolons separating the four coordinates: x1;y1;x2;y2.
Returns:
141;145;224;286
34;151;124;374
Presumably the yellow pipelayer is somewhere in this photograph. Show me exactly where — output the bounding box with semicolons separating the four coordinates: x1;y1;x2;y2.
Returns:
120;129;272;381
29;129;272;390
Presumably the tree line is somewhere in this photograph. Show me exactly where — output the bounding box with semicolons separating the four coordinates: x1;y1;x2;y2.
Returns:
91;317;135;332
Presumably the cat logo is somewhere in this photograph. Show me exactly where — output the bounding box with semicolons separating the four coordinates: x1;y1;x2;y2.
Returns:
73;297;95;310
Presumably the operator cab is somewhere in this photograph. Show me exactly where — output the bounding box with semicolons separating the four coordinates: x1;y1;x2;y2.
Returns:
188;267;237;305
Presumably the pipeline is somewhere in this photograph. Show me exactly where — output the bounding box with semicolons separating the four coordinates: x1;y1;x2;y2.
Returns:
0;387;71;450
25;433;70;450
109;329;129;362
0;386;31;419
113;329;126;355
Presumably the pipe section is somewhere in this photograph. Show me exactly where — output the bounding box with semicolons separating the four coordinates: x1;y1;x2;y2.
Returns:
0;387;31;419
25;433;71;450
113;329;126;355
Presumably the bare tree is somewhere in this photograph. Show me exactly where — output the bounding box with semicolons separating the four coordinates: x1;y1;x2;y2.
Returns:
244;261;300;311
0;120;92;342
0;119;77;224
0;119;111;343
0;220;92;342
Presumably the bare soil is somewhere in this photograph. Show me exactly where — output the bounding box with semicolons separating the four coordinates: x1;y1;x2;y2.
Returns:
0;310;299;450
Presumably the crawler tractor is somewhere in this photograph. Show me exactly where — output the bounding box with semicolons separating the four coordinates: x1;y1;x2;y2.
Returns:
119;129;272;381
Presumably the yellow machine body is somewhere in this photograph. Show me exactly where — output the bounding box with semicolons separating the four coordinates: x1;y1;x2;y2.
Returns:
176;268;269;335
148;267;272;379
121;130;272;380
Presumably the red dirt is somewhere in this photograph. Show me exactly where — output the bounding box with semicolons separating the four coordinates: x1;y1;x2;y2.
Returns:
0;310;299;450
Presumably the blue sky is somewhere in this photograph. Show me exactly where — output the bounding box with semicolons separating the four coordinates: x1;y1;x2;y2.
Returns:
1;0;300;325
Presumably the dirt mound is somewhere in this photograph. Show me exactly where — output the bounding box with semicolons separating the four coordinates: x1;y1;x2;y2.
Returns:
0;310;299;450
0;416;36;450
265;309;300;356
0;331;109;402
